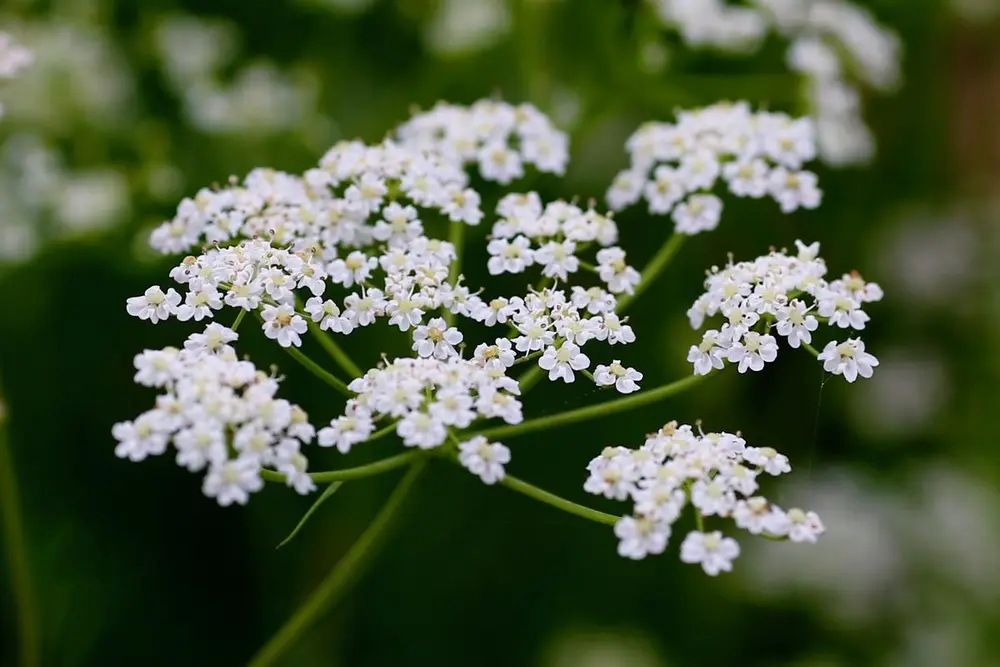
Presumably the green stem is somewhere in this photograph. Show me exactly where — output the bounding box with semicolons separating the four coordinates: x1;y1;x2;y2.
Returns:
231;308;248;332
261;451;419;484
307;322;363;379
499;474;618;526
473;372;709;441
246;459;427;667
444;221;466;327
615;233;686;314
283;345;353;398
0;404;41;667
801;341;820;358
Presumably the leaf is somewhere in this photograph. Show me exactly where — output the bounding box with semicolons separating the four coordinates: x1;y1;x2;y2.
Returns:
276;481;344;549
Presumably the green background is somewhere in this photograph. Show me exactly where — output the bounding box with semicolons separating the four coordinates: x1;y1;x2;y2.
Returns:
2;0;999;665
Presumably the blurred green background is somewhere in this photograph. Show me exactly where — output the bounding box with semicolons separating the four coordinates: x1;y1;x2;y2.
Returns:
2;0;1000;665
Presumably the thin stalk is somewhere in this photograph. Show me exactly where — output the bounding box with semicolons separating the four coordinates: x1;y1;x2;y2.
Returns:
307;322;363;379
473;372;709;441
615;233;686;313
801;341;820;358
283;346;353;398
499;474;618;526
261;451;419;485
0;407;40;667
231;308;248;332
247;459;427;667
444;221;466;326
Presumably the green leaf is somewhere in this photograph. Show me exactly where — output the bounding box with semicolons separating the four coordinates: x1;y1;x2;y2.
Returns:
276;481;344;549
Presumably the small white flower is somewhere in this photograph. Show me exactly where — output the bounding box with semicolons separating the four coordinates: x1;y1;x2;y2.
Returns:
688;330;728;375
458;436;511;485
317;413;375;453
726;332;778;373
593;360;643;393
615;516;671;560
487;236;535;275
261;304;308;348
742;446;791;475
538;342;590;383
672;194;723;235
679;530;740;575
817;338;879;382
396;411;447;449
202;457;264;507
768;168;821;213
596;247;641;295
775;299;818;348
126;286;181;323
535;240;579;281
412;317;464;359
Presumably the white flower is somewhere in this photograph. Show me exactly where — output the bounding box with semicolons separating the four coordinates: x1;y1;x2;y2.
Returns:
202;457;264;506
723;158;770;198
329;251;377;288
726;332;778;373
817;290;870;329
112;415;169;461
775;299;819;347
817;338;879;382
784;507;825;543
768;168;822;213
672;194;723;235
742;446;791;475
317;413;375;453
412;317;464;359
458;436;511;484
261;304;308;348
644;166;686;213
535;240;579;281
606;169;646;211
396;411;447;449
487;236;535;275
126;286;181;323
687;330;728;375
538;342;590;383
478;142;524;184
596;247;641;295
679;530;740;575
184;323;238;353
304;297;353;334
690;479;737;517
615;516;671;560
593;360;643;393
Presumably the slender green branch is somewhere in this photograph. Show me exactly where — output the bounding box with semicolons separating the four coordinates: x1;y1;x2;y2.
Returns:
367;420;399;444
473;372;710;441
247;459;427;667
277;481;344;549
261;451;419;484
801;341;820;358
0;402;41;667
516;364;545;394
283;345;353;397
231;308;248;332
499;474;618;526
615;233;686;314
444;221;466;326
307;322;363;379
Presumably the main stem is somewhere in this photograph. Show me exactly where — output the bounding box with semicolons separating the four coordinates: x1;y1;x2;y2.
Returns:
0;405;40;667
475;372;708;441
260;451;418;484
247;459;427;667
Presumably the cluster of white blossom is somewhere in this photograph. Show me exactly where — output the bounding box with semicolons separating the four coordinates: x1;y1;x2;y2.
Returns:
0;32;32;120
647;0;900;165
111;324;317;505
585;421;824;572
607;102;821;232
394;99;570;182
686;240;881;382
322;356;514;484
486;192;642;295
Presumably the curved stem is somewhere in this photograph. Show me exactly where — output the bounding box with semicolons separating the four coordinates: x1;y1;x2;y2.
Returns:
0;405;41;667
307;322;363;379
473;372;710;441
261;451;419;484
247;459;427;667
801;341;820;358
499;474;618;526
615;233;686;314
283;346;353;397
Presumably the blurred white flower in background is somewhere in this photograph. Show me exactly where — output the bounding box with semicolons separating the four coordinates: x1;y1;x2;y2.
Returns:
540;628;666;667
425;0;511;57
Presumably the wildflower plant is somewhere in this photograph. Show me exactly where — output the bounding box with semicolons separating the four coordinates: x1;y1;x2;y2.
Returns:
116;99;882;664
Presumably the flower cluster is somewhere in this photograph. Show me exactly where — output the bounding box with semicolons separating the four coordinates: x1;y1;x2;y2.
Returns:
647;0;900;165
686;240;881;382
394;99;570;182
607;102;821;232
486;192;642;296
320;356;515;483
585;421;824;572
111;324;317;505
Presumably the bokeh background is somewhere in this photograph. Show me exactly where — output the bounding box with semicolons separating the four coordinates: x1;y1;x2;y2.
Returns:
2;0;1000;665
